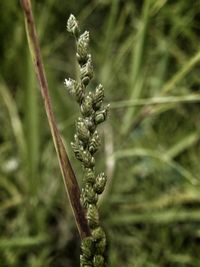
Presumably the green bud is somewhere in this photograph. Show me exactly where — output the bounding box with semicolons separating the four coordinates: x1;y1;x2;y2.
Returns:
75;83;85;103
64;79;84;103
80;190;88;208
92;84;104;111
81;236;94;259
94;173;107;194
87;204;99;229
71;145;95;167
84;184;98;204
83;150;95;168
80;255;93;267
81;94;94;117
94;105;109;125
84;117;96;133
92;227;106;241
80;55;93;85
76;120;90;143
88;131;100;154
71;135;84;162
95;238;106;255
77;31;90;64
83;168;96;184
93;255;104;267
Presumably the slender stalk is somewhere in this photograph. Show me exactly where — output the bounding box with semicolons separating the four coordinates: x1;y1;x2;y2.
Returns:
121;0;151;135
25;50;39;201
110;94;200;108
162;49;200;93
20;0;90;239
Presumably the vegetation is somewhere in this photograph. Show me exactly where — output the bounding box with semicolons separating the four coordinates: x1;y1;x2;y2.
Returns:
1;1;200;266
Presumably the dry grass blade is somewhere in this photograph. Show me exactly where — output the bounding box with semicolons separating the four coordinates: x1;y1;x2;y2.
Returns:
20;0;90;239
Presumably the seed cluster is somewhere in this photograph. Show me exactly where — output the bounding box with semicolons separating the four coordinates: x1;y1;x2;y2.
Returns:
65;14;109;267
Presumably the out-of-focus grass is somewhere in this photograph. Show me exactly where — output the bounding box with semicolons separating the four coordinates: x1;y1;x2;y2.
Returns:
1;0;200;266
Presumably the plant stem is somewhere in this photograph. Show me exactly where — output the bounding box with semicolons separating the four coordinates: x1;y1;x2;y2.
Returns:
110;94;200;108
20;0;90;239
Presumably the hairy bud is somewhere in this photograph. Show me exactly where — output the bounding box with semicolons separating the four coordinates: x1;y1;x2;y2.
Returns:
94;173;107;194
87;204;99;229
76;120;90;144
77;31;90;65
80;55;93;86
81;94;94;117
67;14;79;37
94;105;109;125
92;84;104;111
88;131;100;154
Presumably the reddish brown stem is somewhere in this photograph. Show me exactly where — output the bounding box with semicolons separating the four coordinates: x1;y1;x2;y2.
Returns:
21;0;90;239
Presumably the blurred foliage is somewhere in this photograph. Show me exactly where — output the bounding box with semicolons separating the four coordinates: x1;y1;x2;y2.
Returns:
1;0;200;266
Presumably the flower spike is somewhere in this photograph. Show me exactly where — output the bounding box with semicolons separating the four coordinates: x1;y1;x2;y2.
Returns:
65;14;108;267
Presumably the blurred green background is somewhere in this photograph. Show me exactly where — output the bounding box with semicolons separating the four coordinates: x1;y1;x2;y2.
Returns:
1;0;200;266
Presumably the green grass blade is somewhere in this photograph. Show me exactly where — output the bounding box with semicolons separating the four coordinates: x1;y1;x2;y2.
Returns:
121;0;151;135
113;148;198;185
0;79;27;160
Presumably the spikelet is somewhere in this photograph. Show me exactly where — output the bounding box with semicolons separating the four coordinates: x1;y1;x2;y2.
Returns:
94;105;110;125
83;184;98;204
92;84;104;111
81;236;94;259
94;173;107;194
93;255;104;267
77;31;90;64
88;131;100;155
83;168;96;184
67;14;79;37
80;55;93;86
76;120;90;144
87;204;99;229
81;94;94;117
